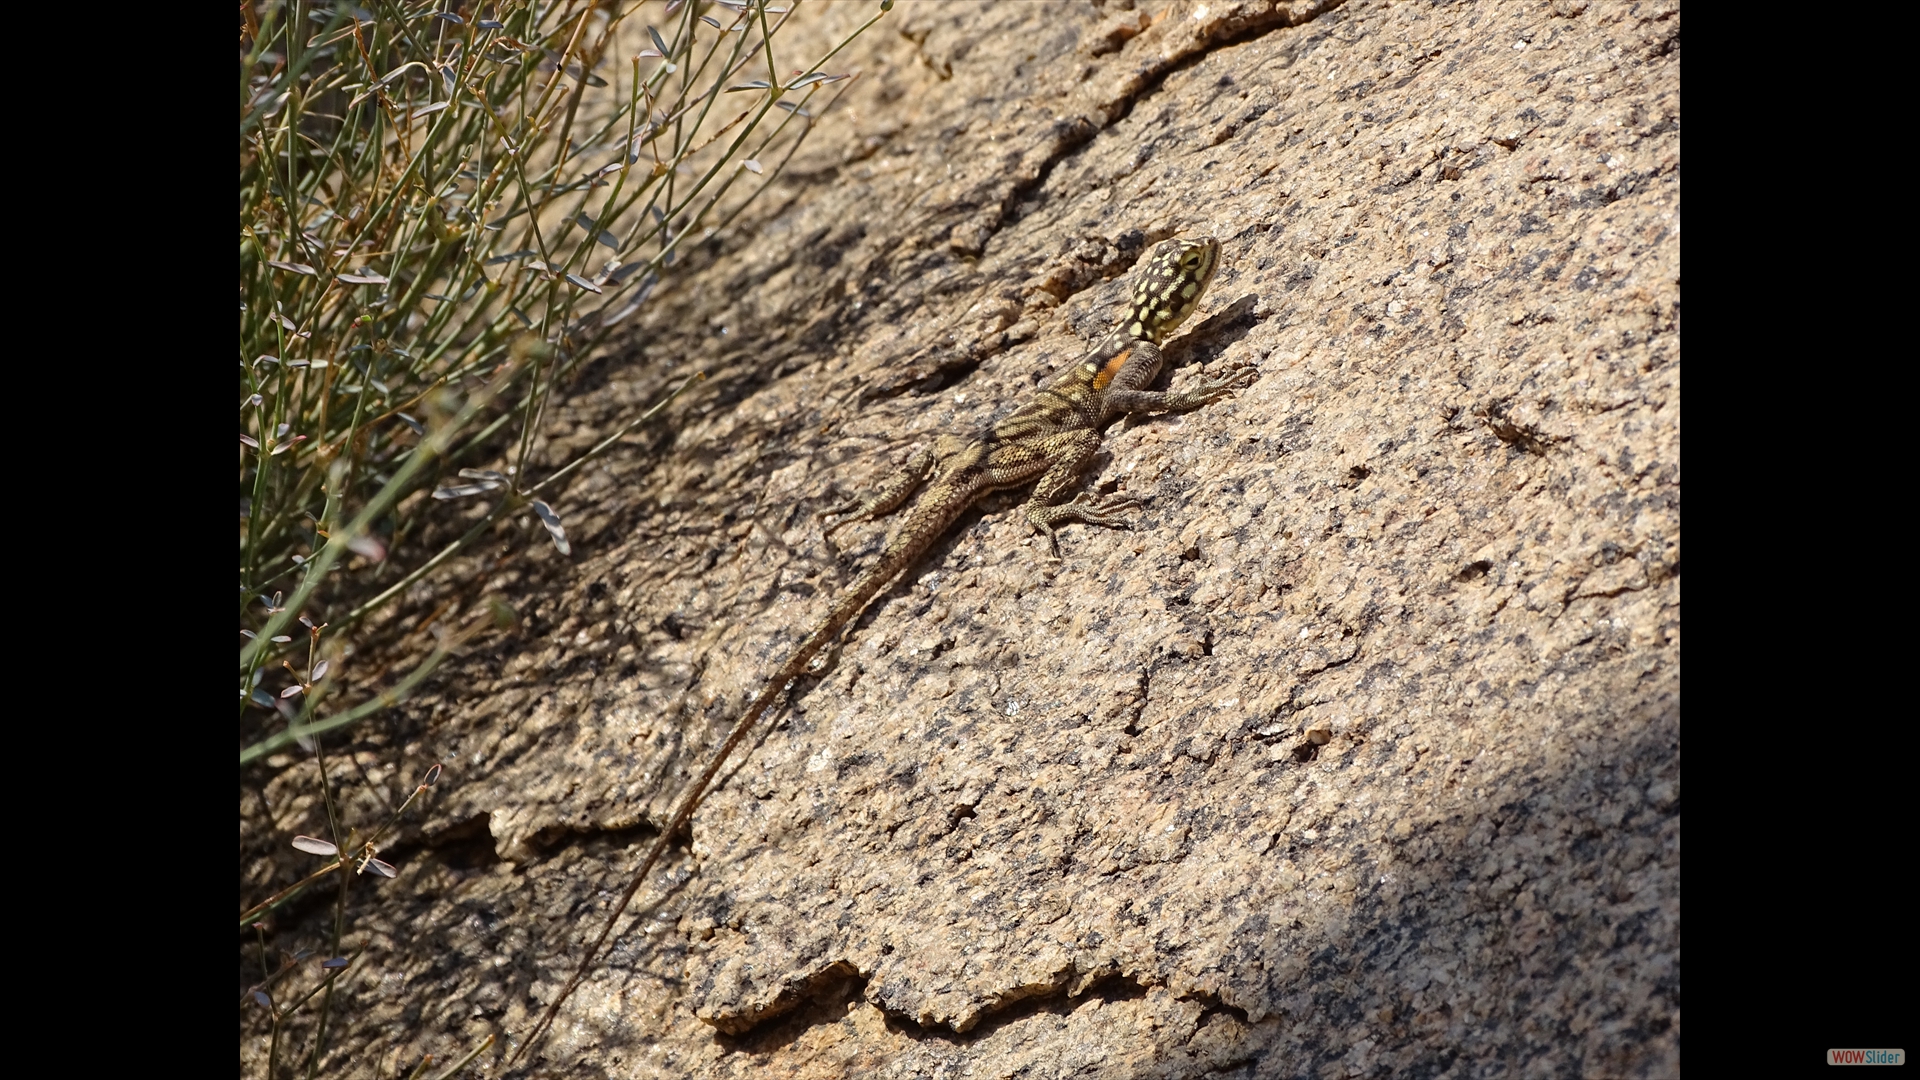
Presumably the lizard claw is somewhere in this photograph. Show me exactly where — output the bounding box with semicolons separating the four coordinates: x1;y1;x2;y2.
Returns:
1028;490;1139;559
1077;491;1141;523
819;493;864;523
1196;363;1258;401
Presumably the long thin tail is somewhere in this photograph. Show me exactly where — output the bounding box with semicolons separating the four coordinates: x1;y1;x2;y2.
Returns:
510;488;975;1065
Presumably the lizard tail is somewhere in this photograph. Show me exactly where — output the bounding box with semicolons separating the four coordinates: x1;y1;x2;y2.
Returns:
512;485;977;1063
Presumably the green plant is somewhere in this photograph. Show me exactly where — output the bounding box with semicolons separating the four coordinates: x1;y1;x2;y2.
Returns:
238;2;894;1072
239;0;889;760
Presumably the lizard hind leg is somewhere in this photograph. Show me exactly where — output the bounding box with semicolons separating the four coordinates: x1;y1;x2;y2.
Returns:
1013;429;1134;559
822;445;937;543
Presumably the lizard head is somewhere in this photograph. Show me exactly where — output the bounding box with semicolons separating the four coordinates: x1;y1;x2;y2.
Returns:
1127;236;1220;344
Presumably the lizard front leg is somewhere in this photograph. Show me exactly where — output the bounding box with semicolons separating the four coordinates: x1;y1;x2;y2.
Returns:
1106;365;1257;416
1099;340;1258;419
1013;430;1138;559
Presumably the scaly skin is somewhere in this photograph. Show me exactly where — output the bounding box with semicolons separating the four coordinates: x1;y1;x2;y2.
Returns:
513;236;1253;1062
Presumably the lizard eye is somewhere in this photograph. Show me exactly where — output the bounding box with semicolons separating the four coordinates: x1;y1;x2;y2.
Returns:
1182;254;1201;269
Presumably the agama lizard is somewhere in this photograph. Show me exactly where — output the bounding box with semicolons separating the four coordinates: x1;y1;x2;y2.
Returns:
514;235;1250;1060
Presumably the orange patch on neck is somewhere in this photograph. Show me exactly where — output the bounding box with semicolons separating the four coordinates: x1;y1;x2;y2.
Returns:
1093;347;1131;391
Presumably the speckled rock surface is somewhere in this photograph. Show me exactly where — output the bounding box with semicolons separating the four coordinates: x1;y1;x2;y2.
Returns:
242;1;1679;1076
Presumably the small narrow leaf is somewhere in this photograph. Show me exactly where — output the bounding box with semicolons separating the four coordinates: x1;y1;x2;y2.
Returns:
312;660;330;681
741;159;763;174
321;956;350;970
607;262;653;287
266;260;317;276
572;213;618;248
604;273;658;328
346;534;387;561
292;836;339;856
564;273;603;294
434;11;463;23
411;101;449;120
366;858;398;878
432;483;497;500
530;500;572;555
727;80;772;92
485;249;536;265
337;269;389;284
647;26;670;56
423;763;444;786
280;684;304;698
396;413;426;435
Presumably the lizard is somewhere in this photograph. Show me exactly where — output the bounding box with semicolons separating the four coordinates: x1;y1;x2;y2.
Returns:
512;235;1250;1062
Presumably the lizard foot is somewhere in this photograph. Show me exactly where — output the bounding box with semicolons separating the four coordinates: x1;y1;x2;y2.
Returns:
821;505;868;546
1178;361;1260;409
818;493;864;522
1029;491;1141;558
